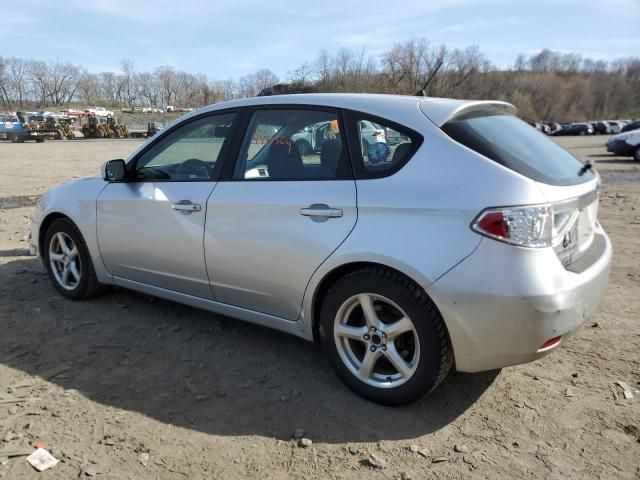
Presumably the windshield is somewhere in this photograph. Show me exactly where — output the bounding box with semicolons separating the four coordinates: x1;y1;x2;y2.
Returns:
442;112;594;186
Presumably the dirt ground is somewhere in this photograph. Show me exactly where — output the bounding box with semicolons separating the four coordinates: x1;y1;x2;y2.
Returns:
0;136;638;479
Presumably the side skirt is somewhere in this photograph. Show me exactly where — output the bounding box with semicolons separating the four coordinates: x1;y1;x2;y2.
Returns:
113;276;312;341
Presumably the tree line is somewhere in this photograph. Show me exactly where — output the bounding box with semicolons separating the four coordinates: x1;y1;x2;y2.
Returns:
1;39;638;122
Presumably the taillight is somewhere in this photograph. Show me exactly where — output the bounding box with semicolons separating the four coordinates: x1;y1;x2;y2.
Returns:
472;200;579;248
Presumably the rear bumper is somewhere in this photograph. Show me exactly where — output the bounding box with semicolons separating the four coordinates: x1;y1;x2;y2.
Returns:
427;224;612;373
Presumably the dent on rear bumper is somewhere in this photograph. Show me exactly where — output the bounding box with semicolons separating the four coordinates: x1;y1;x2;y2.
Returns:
426;225;612;373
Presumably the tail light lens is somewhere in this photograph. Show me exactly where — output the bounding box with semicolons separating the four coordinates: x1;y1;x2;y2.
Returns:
472;200;579;248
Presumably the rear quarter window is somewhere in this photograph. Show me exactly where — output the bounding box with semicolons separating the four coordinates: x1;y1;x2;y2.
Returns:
442;112;594;186
346;111;423;179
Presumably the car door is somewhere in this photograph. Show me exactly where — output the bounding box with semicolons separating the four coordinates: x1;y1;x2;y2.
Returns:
204;107;357;320
97;111;237;299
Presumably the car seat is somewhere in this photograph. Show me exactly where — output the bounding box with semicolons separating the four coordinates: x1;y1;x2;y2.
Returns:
268;140;304;179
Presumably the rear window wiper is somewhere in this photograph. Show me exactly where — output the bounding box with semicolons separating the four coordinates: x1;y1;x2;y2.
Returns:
578;162;593;176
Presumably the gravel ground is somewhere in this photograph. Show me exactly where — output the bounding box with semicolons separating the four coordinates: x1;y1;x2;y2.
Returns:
0;135;638;479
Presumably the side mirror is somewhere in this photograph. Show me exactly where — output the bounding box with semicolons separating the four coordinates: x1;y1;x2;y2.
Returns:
101;159;127;182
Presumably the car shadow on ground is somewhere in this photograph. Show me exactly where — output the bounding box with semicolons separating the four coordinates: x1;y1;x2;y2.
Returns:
0;258;499;443
589;154;636;165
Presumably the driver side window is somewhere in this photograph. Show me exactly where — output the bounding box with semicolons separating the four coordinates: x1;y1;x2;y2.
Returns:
135;112;236;181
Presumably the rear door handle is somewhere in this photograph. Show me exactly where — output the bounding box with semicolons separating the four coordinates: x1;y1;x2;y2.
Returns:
300;205;343;218
172;200;201;212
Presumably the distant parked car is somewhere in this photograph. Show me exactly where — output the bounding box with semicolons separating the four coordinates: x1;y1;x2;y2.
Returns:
0;114;46;142
606;121;626;134
621;120;640;133
542;122;561;134
291;119;385;156
552;123;594;136
591;121;610;135
85;107;114;118
606;129;640;161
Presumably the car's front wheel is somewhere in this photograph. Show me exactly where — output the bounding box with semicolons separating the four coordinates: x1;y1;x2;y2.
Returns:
44;218;106;300
319;267;453;406
634;147;640;162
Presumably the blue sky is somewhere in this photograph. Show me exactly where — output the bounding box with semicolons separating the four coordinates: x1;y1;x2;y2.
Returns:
4;0;640;79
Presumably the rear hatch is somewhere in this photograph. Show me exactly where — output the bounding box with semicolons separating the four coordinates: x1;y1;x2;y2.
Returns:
421;101;599;268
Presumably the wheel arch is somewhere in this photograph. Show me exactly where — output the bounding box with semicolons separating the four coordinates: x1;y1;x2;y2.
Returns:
309;260;446;342
39;212;75;261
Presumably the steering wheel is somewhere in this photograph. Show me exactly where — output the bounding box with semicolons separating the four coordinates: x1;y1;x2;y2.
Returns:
175;159;212;179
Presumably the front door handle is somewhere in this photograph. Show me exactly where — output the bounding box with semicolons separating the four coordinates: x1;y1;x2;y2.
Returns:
300;204;343;218
172;200;201;212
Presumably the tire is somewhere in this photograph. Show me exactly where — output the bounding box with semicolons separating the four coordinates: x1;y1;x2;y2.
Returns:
319;267;453;406
634;147;640;162
10;134;18;143
43;218;106;300
35;137;45;143
295;140;312;156
579;131;586;136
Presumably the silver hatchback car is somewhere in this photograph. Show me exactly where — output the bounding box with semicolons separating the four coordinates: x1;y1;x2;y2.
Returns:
30;94;612;405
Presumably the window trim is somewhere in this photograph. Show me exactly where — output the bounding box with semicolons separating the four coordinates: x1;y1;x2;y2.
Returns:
219;104;355;182
342;109;424;180
126;108;240;183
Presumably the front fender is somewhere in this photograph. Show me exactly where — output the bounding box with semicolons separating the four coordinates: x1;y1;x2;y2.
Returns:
32;176;112;284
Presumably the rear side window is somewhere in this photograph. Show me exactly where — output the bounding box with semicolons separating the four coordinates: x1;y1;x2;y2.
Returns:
442;112;594;186
347;113;422;179
233;109;351;181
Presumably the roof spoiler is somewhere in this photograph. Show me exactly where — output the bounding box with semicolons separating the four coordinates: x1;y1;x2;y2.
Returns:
419;99;517;127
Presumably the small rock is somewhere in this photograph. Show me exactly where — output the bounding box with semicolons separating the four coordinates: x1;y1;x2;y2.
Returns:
8;407;18;415
367;453;386;469
400;472;412;480
572;373;579;378
564;387;575;397
83;466;98;477
591;321;600;328
454;444;469;453
512;441;520;448
432;457;447;463
348;445;360;455
417;448;431;459
408;445;420;453
298;438;312;448
139;452;150;466
463;455;476;467
2;431;16;443
292;429;305;439
195;394;207;402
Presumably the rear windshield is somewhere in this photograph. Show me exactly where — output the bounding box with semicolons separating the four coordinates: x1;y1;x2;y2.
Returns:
442;112;594;186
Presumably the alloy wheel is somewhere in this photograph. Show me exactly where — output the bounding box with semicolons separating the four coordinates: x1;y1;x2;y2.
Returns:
49;232;82;290
333;293;420;388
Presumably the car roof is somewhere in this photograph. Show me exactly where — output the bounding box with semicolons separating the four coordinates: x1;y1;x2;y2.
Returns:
195;93;516;128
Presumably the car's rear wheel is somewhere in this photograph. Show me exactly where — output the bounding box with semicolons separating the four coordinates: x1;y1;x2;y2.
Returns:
44;218;106;300
319;267;453;406
633;147;640;162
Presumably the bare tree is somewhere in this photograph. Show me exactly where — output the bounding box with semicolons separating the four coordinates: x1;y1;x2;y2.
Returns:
120;59;136;108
